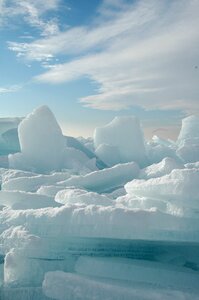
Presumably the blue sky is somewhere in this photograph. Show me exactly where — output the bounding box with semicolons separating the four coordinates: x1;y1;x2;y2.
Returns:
0;0;198;139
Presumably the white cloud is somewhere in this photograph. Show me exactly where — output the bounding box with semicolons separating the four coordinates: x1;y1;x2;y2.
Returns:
0;0;60;36
7;1;159;60
0;85;22;94
7;0;199;113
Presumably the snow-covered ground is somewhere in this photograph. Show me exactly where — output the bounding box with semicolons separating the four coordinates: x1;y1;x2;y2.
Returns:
0;106;199;299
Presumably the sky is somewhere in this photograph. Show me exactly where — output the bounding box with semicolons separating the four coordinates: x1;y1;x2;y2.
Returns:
0;0;198;140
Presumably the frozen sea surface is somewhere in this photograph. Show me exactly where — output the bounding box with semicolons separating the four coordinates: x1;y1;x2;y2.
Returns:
0;106;199;299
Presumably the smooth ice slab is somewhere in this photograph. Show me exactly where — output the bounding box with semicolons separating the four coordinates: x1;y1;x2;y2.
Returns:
9;106;66;173
146;140;177;164
176;115;199;163
0;190;60;209
58;162;140;193
95;144;120;167
94;116;147;167
1;172;71;192
75;256;199;291
176;138;199;163
139;157;184;179
125;168;199;209
1;204;199;241
55;188;113;206
177;115;199;144
42;271;199;300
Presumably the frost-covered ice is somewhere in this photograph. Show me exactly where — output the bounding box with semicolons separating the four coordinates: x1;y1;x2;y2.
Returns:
177;138;199;163
75;256;199;291
0;106;199;299
42;271;199;300
0;117;21;157
55;188;113;206
146;137;178;164
1;171;71;192
95;143;120;167
58;162;140;193
94;116;147;167
126;168;199;208
176;115;199;163
177;115;199;144
8;106;66;173
139;157;184;179
0;190;59;209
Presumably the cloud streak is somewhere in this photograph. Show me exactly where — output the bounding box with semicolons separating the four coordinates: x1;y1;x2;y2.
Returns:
7;0;199;113
0;0;60;36
0;85;22;95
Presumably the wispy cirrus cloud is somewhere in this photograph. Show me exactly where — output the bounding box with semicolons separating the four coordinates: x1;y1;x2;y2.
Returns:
0;0;61;36
0;84;22;94
7;0;199;113
8;0;159;61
